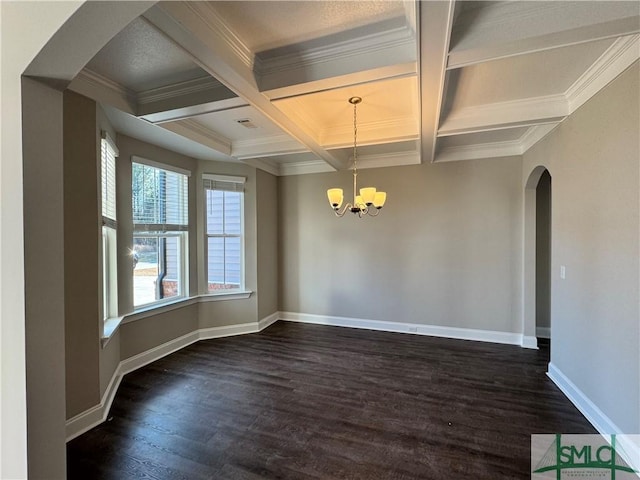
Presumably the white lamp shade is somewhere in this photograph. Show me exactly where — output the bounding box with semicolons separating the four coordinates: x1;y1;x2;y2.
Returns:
360;187;377;205
373;191;387;208
327;188;343;208
355;195;365;209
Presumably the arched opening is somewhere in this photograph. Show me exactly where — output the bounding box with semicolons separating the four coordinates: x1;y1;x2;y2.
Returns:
522;165;552;352
7;3;150;478
535;170;552;354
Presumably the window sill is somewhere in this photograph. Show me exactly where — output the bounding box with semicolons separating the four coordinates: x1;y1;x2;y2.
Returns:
101;291;253;347
200;291;252;302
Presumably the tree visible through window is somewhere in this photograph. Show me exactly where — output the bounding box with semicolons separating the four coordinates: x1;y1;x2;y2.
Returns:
204;175;245;292
132;160;189;307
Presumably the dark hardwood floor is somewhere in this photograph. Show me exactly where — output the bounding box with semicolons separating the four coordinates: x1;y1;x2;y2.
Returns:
67;322;594;479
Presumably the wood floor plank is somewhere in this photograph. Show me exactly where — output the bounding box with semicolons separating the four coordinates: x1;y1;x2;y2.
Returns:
67;322;595;479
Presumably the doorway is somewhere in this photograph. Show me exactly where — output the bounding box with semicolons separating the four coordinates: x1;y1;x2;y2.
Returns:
535;170;552;354
523;166;552;350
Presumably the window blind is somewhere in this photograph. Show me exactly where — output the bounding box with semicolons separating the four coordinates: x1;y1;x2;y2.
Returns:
101;133;118;227
132;162;189;232
203;174;245;193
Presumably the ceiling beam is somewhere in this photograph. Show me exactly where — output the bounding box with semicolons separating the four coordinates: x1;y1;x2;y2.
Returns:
262;63;417;101
143;2;348;171
419;0;456;164
438;94;568;137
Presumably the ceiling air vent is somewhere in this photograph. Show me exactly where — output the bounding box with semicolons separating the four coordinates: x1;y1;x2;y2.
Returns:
236;118;258;129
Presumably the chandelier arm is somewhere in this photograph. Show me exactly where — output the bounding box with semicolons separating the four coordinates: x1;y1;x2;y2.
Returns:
367;207;381;217
333;203;353;217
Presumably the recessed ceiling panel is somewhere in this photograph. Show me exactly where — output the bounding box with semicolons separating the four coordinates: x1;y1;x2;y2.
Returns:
273;75;419;147
210;1;407;52
87;17;208;92
445;38;616;110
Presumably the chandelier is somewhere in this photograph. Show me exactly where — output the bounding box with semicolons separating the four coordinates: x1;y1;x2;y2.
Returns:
327;96;387;217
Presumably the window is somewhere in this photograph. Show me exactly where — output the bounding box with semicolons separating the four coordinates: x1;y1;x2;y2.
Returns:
132;159;189;308
204;174;245;293
101;132;118;320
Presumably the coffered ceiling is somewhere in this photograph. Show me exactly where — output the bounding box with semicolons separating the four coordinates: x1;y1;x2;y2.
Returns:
70;1;640;176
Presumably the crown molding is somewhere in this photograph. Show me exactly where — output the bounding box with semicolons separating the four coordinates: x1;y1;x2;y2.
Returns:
68;68;137;114
565;34;640;112
355;150;421;169
242;158;281;177
436;140;521;163
438;94;568;136
257;18;414;77
256;17;416;92
232;134;307;160
160;119;232;155
435;122;559;162
182;2;257;72
519;123;558;152
279;160;334;177
137;76;228;105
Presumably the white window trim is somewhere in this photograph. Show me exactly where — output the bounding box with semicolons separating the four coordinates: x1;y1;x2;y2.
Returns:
204;174;246;294
132;159;191;309
132;155;191;177
101;132;118;327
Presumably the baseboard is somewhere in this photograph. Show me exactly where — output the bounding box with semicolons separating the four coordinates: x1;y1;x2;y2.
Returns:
547;363;640;472
258;311;279;331
120;330;201;375
536;326;551;338
521;335;539;349
66;312;279;441
199;322;259;340
65;366;124;441
279;311;525;346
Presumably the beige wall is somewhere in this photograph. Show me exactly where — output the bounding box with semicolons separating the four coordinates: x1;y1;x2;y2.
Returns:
256;169;279;320
279;157;523;333
523;62;640;433
119;305;199;359
22;76;68;480
63;90;101;418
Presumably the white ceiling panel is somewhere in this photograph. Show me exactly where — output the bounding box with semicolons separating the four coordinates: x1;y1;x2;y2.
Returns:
445;38;616;111
210;0;407;52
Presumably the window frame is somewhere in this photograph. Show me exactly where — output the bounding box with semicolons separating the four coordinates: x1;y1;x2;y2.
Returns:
131;156;190;310
101;132;118;321
203;174;246;294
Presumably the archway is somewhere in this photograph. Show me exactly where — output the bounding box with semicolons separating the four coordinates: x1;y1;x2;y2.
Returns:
3;3;151;478
522;165;552;350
